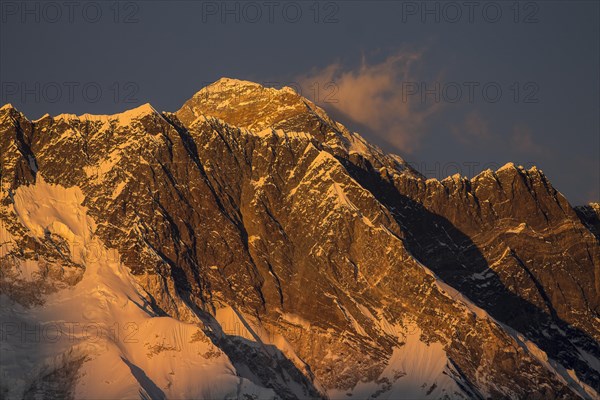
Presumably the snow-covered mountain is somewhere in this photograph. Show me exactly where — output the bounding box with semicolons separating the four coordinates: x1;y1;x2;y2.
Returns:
1;78;599;399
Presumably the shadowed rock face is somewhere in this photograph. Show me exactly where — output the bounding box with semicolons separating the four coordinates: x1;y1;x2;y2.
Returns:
576;203;600;242
1;79;598;399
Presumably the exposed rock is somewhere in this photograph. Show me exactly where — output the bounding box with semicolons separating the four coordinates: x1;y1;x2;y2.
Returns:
0;79;598;399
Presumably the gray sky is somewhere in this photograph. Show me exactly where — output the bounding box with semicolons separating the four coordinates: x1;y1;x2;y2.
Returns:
1;0;598;204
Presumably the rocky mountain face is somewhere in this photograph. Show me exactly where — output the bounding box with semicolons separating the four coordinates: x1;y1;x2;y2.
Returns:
0;78;599;399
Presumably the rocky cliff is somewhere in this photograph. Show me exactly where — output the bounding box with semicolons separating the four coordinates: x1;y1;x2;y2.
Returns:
0;79;598;399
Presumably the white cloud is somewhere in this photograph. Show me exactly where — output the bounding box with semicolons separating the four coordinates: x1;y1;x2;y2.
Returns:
297;51;443;154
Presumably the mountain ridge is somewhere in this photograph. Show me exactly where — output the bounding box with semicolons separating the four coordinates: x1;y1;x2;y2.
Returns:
1;79;599;399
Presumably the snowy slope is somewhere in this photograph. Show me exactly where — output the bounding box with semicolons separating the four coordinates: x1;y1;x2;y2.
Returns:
0;178;276;399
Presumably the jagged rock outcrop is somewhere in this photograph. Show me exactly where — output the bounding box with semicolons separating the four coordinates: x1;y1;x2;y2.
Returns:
1;79;598;399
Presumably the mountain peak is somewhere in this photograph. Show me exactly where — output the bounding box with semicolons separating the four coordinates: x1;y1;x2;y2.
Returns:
200;77;298;96
0;103;24;118
497;162;517;172
184;77;304;114
176;77;323;133
174;77;419;177
0;103;28;125
0;103;16;111
207;77;263;90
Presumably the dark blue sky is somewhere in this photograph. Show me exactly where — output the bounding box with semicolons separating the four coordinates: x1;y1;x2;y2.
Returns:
1;0;598;204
